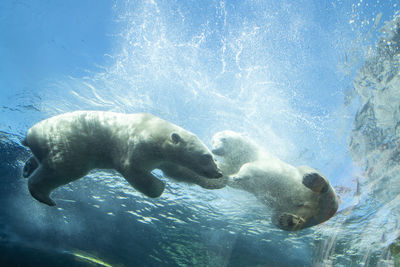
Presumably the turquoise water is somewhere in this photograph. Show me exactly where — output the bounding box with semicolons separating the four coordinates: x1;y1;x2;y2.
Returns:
1;0;400;266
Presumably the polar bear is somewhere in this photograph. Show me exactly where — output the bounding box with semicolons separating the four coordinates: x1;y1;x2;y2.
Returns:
22;111;222;206
161;130;338;231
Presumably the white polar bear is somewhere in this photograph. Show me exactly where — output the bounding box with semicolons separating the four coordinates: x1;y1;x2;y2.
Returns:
22;111;222;206
161;130;338;231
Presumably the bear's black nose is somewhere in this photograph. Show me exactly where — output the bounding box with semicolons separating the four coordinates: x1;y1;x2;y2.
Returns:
206;170;223;179
212;148;225;156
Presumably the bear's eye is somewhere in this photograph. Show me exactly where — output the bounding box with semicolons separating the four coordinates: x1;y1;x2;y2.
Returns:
171;133;182;144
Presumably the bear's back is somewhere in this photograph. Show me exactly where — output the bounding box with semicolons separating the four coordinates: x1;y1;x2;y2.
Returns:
25;111;123;164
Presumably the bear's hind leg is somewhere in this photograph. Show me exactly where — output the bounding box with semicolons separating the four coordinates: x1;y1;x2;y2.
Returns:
302;173;328;193
27;166;63;206
23;156;39;178
121;169;165;198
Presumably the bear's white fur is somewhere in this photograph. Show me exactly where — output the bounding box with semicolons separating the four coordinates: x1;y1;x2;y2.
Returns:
211;130;263;175
22;111;222;206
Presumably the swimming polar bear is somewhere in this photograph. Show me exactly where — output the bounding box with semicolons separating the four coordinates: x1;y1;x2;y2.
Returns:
22;111;222;206
161;130;338;231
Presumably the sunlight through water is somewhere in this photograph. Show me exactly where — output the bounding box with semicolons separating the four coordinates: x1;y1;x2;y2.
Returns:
1;0;400;266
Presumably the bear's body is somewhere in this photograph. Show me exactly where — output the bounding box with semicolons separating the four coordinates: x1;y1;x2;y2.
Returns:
230;160;338;230
22;111;222;206
161;130;338;231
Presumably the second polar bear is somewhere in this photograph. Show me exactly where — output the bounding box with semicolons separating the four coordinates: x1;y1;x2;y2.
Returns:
162;130;338;231
22;111;222;206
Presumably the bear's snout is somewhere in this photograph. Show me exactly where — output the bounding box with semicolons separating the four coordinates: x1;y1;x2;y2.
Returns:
210;170;224;179
212;147;225;156
202;168;223;179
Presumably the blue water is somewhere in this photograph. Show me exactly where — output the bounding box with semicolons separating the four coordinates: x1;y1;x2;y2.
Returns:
1;0;400;266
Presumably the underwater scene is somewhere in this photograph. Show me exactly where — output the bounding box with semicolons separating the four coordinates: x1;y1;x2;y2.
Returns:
1;0;400;266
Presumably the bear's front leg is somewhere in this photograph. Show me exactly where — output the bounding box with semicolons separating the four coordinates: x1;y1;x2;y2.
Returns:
120;168;165;198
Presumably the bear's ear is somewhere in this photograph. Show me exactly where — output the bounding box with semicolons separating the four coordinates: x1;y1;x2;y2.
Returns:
171;133;182;144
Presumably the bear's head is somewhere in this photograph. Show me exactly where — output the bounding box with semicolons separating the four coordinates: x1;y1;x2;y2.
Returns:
211;130;260;170
165;132;223;179
211;131;253;156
